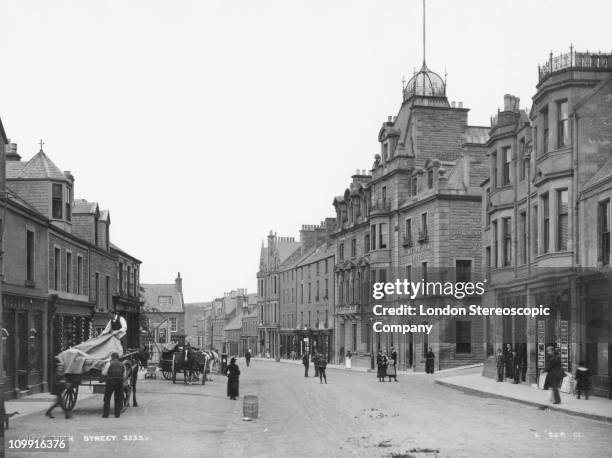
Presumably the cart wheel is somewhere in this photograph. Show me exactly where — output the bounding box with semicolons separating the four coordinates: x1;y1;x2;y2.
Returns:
161;370;171;380
61;385;78;412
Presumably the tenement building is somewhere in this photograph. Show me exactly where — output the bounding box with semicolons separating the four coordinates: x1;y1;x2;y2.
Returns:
482;48;612;396
332;58;489;371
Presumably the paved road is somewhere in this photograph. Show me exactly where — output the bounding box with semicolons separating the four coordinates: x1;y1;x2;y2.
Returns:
6;360;612;457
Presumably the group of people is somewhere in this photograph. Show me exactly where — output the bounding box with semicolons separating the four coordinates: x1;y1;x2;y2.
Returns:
495;344;527;384
376;348;399;382
301;352;328;384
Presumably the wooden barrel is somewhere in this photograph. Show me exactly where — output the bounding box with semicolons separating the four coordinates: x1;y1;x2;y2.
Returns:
243;395;258;419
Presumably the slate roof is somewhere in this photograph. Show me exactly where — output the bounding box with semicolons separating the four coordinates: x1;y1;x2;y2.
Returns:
73;199;99;215
6;150;67;181
584;156;612;192
141;283;184;313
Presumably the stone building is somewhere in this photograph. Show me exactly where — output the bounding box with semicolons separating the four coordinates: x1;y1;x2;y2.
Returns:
142;273;186;351
481;48;612;395
110;243;142;349
332;58;489;371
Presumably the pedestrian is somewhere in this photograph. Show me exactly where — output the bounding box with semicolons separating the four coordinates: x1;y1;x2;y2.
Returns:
45;357;72;419
387;358;398;382
496;348;505;382
226;357;240;400
512;350;521;384
318;353;327;384
505;344;514;380
102;352;124;418
544;346;564;405
575;360;592;400
302;353;310;377
381;352;389;381
390;346;398;373
345;350;352;370
245;349;252;367
313;353;320;378
425;348;435;374
376;350;384;382
141;345;150;370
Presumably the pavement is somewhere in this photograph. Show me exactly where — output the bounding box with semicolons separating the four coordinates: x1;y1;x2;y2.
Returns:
4;360;612;457
435;373;612;423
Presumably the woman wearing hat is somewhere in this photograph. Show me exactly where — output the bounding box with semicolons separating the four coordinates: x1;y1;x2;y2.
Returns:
226;357;241;400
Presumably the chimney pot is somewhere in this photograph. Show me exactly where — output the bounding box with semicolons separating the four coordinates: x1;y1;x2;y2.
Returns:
451;101;456;108
458;101;463;108
387;116;392;122
503;94;512;111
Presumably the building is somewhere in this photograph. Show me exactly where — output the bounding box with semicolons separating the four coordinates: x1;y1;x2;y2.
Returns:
331;56;489;370
481;48;612;396
142;273;186;353
184;301;212;346
110;243;142;349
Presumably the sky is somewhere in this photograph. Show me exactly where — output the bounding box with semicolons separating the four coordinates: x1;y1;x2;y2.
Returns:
1;0;611;302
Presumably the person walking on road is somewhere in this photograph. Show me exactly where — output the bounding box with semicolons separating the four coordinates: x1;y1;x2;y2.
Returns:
102;352;124;418
425;348;435;374
318;353;327;384
302;353;310;377
575;361;592;400
496;348;505;382
313;353;320;378
544;346;563;405
45;357;72;419
226;357;241;400
376;350;385;382
245;349;252;367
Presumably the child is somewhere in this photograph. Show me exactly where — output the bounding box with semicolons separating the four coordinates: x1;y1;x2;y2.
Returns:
575;361;592;400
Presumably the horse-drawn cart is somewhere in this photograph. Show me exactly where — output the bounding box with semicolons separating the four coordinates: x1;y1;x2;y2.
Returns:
158;344;217;384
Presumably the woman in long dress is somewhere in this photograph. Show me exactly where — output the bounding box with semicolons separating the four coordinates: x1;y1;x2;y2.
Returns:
226;358;240;400
425;348;435;374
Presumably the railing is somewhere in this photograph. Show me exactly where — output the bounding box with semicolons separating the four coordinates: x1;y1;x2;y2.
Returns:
418;230;428;243
402;235;413;247
336;305;359;315
538;47;612;82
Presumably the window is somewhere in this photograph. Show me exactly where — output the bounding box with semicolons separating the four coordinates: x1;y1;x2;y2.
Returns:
542;194;550;254
65;187;72;222
502;146;511;185
557;100;569;148
411;176;417;195
77;256;83;294
308;311;311;327
379;223;388;249
26;230;35;282
542;107;549;154
557;189;568;251
534;126;538;158
94;215;99;246
406;265;412;283
351;238;356;257
170;317;177;333
364;234;370;253
485;189;491;225
420;213;428;240
382;186;387;207
370;225;376;250
456;321;472;353
300;284;303;304
127;266;132;295
502;217;512;266
66;252;72;292
339;243;344;261
119;262;124;294
421;262;428;282
405;218;412;244
520;212;527;264
51;184;63;219
492;220;498;267
325;278;328;298
308;283;311;303
106;276;110;308
95;272;100;305
455;260;472;282
428;169;434;189
485;246;491;277
273;275;277;294
598;199;610;265
54;247;60;290
519;139;526;181
491;152;497;188
316;262;320;276
378;268;387;283
352;323;357;351
532;205;539;255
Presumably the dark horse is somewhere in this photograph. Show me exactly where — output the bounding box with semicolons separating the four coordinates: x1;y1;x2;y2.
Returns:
123;348;149;407
172;346;199;384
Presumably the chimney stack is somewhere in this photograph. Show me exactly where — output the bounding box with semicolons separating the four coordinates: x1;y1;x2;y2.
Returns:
175;272;183;294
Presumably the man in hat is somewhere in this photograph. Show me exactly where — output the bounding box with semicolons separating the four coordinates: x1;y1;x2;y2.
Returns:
101;352;125;418
100;309;128;353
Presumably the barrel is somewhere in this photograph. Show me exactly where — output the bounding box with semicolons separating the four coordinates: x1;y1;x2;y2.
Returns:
243;395;259;419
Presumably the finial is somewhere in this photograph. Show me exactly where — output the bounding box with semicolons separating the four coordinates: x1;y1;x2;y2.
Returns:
401;75;406;90
444;68;448;86
422;0;426;66
38;139;45;152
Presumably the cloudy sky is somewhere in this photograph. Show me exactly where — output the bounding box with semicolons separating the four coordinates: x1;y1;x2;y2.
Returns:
2;0;611;302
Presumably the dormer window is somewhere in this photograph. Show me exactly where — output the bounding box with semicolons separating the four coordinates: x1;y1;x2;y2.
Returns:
412;176;418;195
52;184;63;219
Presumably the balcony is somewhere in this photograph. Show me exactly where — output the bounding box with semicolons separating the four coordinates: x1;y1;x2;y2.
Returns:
417;230;429;244
370;200;391;214
538;48;612;84
402;235;413;247
336;305;360;316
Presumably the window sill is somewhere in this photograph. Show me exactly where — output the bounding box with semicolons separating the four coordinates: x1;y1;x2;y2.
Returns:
24;280;36;289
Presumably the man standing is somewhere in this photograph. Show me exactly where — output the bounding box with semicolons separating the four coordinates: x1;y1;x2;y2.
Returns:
313;353;320;378
496;348;505;382
544;346;564;405
102;352;124;418
245;349;252;367
302;353;309;377
100;310;128;354
390;347;398;379
318;353;327;384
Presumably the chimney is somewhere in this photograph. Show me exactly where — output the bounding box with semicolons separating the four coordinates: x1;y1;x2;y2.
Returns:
387;116;392;122
175;272;183;294
458;101;463;108
5;142;21;161
503;94;512;111
451;101;456;108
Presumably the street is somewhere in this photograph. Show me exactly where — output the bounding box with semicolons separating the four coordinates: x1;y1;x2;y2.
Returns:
7;360;612;457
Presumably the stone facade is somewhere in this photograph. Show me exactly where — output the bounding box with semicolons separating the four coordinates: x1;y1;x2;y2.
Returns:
481;49;612;396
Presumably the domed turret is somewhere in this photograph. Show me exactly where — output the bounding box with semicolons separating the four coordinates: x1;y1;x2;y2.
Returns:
403;63;446;101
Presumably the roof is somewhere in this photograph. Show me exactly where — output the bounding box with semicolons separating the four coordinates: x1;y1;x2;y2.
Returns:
109;243;142;263
583;156;612;192
141;283;184;313
72;199;99;215
6;150;67;181
463;126;489;145
223;314;243;331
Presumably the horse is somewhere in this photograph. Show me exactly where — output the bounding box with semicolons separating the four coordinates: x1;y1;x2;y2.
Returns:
172;346;199;384
122;348;148;407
